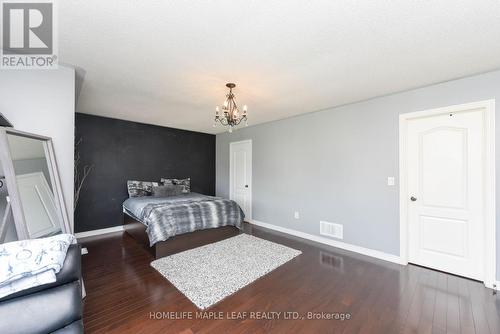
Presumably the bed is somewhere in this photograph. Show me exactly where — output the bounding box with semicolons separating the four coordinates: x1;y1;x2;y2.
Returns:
123;193;244;258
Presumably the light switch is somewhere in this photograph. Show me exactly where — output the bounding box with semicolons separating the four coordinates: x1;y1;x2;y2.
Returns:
387;177;395;186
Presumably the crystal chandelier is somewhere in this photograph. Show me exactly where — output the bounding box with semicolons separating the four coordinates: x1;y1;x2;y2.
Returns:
213;83;248;132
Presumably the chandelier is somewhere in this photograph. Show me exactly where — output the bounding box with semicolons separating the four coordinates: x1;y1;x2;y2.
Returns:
213;83;248;132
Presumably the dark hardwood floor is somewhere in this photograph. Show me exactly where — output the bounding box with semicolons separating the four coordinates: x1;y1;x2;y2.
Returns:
80;224;500;333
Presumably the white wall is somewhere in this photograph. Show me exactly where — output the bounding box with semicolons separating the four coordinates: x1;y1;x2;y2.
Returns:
0;66;75;231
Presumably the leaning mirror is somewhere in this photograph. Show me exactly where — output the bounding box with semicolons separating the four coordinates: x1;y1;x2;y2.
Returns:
0;128;70;241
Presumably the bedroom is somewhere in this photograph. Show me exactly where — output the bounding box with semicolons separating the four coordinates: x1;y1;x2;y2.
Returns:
1;1;500;333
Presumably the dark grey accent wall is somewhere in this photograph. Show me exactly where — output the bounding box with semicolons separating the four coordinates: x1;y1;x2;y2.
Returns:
75;113;215;233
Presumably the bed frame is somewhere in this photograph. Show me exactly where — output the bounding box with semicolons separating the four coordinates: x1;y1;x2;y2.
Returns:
123;213;241;259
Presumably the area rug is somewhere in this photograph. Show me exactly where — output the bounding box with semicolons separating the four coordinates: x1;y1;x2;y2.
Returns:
150;234;301;309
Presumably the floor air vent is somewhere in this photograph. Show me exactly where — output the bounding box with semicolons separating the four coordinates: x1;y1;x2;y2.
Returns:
320;221;343;239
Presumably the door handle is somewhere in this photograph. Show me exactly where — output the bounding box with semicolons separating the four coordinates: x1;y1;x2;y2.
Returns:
410;196;417;202
245;185;249;188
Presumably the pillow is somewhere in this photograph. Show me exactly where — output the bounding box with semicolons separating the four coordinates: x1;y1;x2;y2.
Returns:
152;184;184;197
160;177;190;193
127;180;159;197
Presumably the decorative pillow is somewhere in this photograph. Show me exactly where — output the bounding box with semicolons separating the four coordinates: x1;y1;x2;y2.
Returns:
152;184;184;197
160;177;190;193
127;180;159;197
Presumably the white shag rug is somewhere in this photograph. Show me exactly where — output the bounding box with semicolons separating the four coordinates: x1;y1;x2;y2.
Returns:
150;234;301;309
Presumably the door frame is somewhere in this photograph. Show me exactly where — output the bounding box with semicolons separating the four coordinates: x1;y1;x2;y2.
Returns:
229;139;252;221
399;99;496;289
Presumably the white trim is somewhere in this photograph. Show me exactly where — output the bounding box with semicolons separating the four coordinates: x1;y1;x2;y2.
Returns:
249;219;403;265
43;138;72;234
229;139;252;221
399;99;496;289
75;225;124;239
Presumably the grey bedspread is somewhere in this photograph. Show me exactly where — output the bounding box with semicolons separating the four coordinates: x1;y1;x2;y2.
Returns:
123;193;244;246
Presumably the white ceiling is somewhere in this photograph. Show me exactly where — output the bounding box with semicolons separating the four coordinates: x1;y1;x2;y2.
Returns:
60;1;500;134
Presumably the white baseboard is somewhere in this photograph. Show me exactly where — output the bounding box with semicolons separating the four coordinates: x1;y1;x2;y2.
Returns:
75;225;124;239
485;281;500;290
249;219;403;265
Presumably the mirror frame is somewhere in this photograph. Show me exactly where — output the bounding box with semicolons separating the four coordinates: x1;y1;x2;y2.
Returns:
0;127;71;240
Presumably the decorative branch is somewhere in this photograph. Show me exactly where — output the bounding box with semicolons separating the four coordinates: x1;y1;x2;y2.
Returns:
74;137;93;211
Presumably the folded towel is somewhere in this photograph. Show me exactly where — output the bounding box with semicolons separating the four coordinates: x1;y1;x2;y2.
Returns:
0;234;75;299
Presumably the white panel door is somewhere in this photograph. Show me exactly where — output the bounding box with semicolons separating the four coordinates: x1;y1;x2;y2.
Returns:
16;172;61;238
230;140;252;221
407;110;484;280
